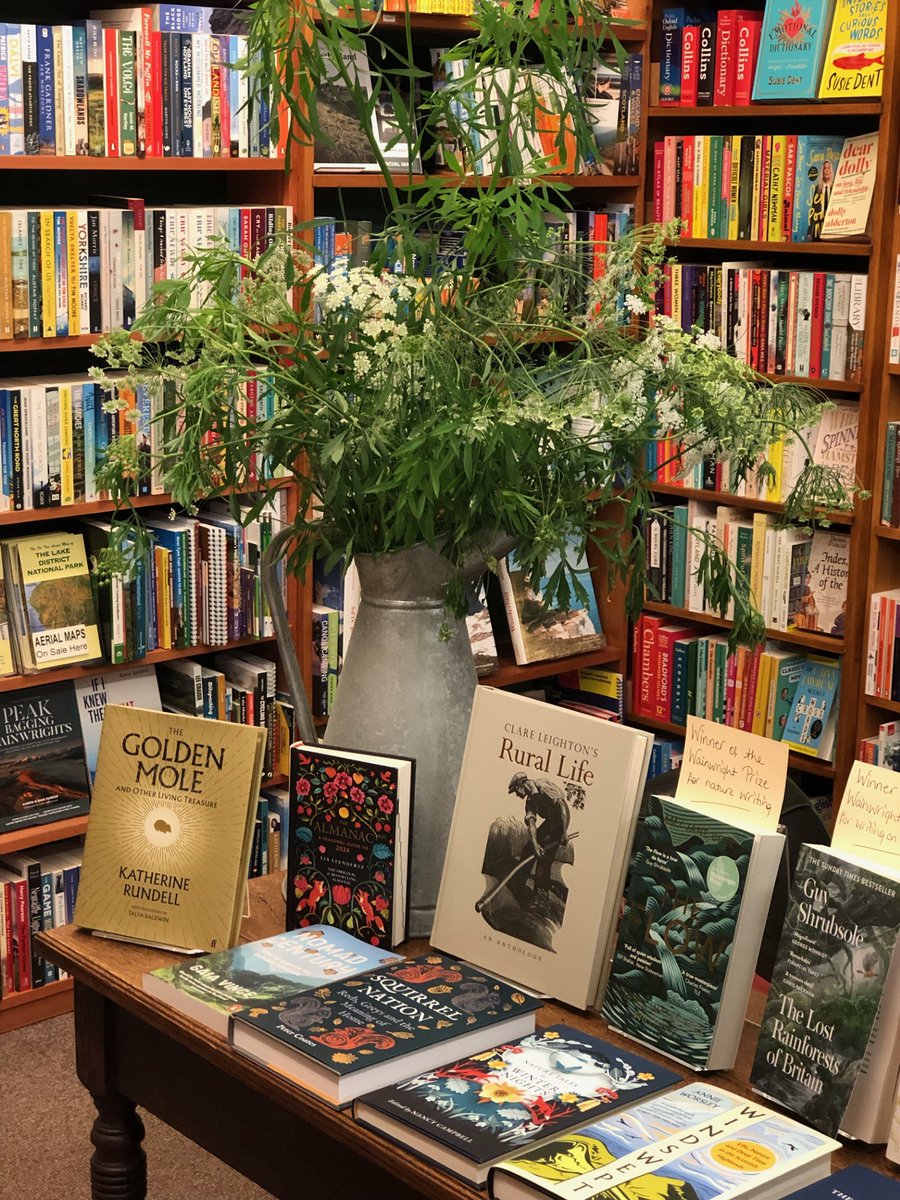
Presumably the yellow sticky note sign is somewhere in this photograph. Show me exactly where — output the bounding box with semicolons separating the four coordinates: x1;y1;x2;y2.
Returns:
674;716;788;832
832;760;900;873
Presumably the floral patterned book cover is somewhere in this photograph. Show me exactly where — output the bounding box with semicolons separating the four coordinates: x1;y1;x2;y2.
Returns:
287;742;415;948
354;1024;680;1184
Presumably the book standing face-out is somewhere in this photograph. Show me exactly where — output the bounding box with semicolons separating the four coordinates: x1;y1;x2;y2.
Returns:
354;1024;682;1188
74;705;267;954
497;546;606;667
489;1081;841;1200
142;925;404;1038
286;742;414;949
229;953;542;1107
431;688;652;1009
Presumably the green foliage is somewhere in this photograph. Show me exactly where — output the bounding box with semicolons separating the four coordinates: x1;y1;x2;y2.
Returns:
90;0;856;645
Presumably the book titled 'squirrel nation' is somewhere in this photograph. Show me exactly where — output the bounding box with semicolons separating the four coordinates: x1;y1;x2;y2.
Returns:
354;1024;682;1189
488;1082;841;1200
74;705;266;954
229;953;541;1107
142;925;405;1037
431;688;652;1010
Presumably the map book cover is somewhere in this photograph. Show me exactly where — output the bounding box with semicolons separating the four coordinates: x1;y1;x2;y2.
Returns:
2;532;102;672
489;1081;840;1200
750;843;900;1137
752;0;835;99
602;795;784;1071
431;688;652;1010
354;1024;681;1187
74;665;162;781
143;925;404;1036
74;705;266;954
230;953;541;1107
0;680;91;835
785;1166;900;1199
818;0;886;98
496;542;605;666
286;742;414;949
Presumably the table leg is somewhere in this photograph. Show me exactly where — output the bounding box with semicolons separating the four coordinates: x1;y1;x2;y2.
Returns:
74;981;148;1200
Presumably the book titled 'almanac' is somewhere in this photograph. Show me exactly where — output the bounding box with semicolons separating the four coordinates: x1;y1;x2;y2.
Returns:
354;1024;681;1188
74;705;267;954
230;953;541;1107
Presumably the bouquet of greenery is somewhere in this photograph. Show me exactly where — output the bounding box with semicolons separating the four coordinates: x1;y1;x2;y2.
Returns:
91;0;854;646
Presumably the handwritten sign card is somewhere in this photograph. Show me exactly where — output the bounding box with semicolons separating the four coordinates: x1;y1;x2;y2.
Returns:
831;760;900;873
673;716;787;832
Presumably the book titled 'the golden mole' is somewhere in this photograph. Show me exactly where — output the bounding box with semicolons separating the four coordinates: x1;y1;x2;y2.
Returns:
74;705;266;953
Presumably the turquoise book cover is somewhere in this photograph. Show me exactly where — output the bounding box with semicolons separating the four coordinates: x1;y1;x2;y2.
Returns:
781;658;840;756
752;0;834;100
791;135;844;241
601;796;753;1069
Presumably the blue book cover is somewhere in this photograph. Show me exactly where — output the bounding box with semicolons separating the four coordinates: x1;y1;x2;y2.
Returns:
156;6;249;35
753;0;834;99
356;1024;681;1187
786;1166;900;1198
144;925;404;1036
780;656;840;756
791;135;844;241
53;212;68;336
659;10;700;103
36;24;54;154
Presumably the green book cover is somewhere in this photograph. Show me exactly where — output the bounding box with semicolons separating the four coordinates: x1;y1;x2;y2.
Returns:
713;639;728;723
770;654;805;740
670;504;688;608
119;30;137;157
706;135;723;240
751;844;900;1137
695;637;708;719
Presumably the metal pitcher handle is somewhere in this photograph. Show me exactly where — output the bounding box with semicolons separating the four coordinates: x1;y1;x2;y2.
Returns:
261;523;318;745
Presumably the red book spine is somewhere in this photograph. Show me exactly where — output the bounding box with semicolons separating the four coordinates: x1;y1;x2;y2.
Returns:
149;31;162;156
632;614;645;714
245;374;258;486
663;136;677;222
217;36;231;157
809;272;827;378
139;9;153;157
714;11;737;105
681;24;700;106
739;645;762;731
1;881;13;994
653;141;665;223
749;268;761;372
239;206;251;279
759;269;771;373
733;16;761;106
592;212;609;279
782;135;797;242
104;28;120;157
13;879;31;993
682;136;695;237
724;648;738;726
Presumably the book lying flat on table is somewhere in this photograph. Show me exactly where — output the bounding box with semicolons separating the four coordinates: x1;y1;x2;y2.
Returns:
488;1081;841;1200
354;1024;681;1189
786;1166;900;1199
230;953;541;1107
142;925;405;1037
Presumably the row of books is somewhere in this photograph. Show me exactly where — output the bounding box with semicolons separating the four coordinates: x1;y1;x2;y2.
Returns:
660;0;886;105
0;202;292;342
865;587;900;702
0;12;274;159
859;719;900;770
645;733;684;778
0;838;82;998
250;786;289;880
644;504;850;636
652;131;875;242
656;263;867;383
632;612;842;759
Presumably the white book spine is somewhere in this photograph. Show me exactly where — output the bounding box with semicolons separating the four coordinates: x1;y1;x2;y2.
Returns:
62;26;77;156
98;210;111;332
29;386;48;510
19;384;33;511
793;272;814;376
108;211;124;330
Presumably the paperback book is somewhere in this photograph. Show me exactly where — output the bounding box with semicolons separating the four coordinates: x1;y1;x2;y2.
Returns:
354;1023;681;1188
286;743;414;949
489;1082;840;1200
431;688;652;1010
142;925;404;1036
229;953;541;1107
74;665;162;780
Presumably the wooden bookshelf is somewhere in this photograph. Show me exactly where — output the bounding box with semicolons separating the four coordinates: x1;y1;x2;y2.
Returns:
312;172;643;189
0;158;286;172
649;482;855;524
641;599;846;655
0;816;90;856
0;978;74;1035
648;102;883;118
480;644;625;688
667;237;872;256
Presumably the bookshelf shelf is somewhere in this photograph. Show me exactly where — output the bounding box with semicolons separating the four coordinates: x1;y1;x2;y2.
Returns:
0;978;73;1035
641;600;846;655
864;694;900;713
479;645;625;689
0;335;102;353
649;482;855;525
760;374;862;394
0;817;89;856
0;636;278;694
876;527;900;541
648;102;882;118
667;238;872;257
0;158;285;172
372;11;647;40
313;172;642;189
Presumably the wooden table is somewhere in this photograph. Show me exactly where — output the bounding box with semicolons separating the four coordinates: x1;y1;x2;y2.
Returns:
37;873;899;1200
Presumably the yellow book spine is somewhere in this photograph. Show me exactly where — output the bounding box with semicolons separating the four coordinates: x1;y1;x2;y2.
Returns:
59;384;74;506
727;135;741;242
751;653;773;737
39;211;56;338
67;212;80;337
671;262;682;328
750;511;769;610
766;135;786;243
0;212;12;341
767;437;784;501
694;136;709;240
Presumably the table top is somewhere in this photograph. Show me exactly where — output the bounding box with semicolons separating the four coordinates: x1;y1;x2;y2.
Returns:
37;873;899;1195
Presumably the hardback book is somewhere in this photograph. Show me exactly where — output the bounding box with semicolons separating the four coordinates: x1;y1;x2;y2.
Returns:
812;400;858;490
74;665;162;781
431;688;652;1010
488;1081;840;1200
229;953;541;1107
601;794;785;1071
74;705;266;954
142;924;404;1036
466;576;500;677
785;1167;900;1198
286;742;414;948
496;544;605;667
0;680;91;835
354;1024;682;1188
751;843;900;1139
780;656;840;759
791;135;843;242
752;0;834;100
1;532;102;673
787;530;849;637
820;132;878;241
818;0;886;98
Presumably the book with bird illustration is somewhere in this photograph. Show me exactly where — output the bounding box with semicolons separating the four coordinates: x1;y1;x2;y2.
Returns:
287;742;415;949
